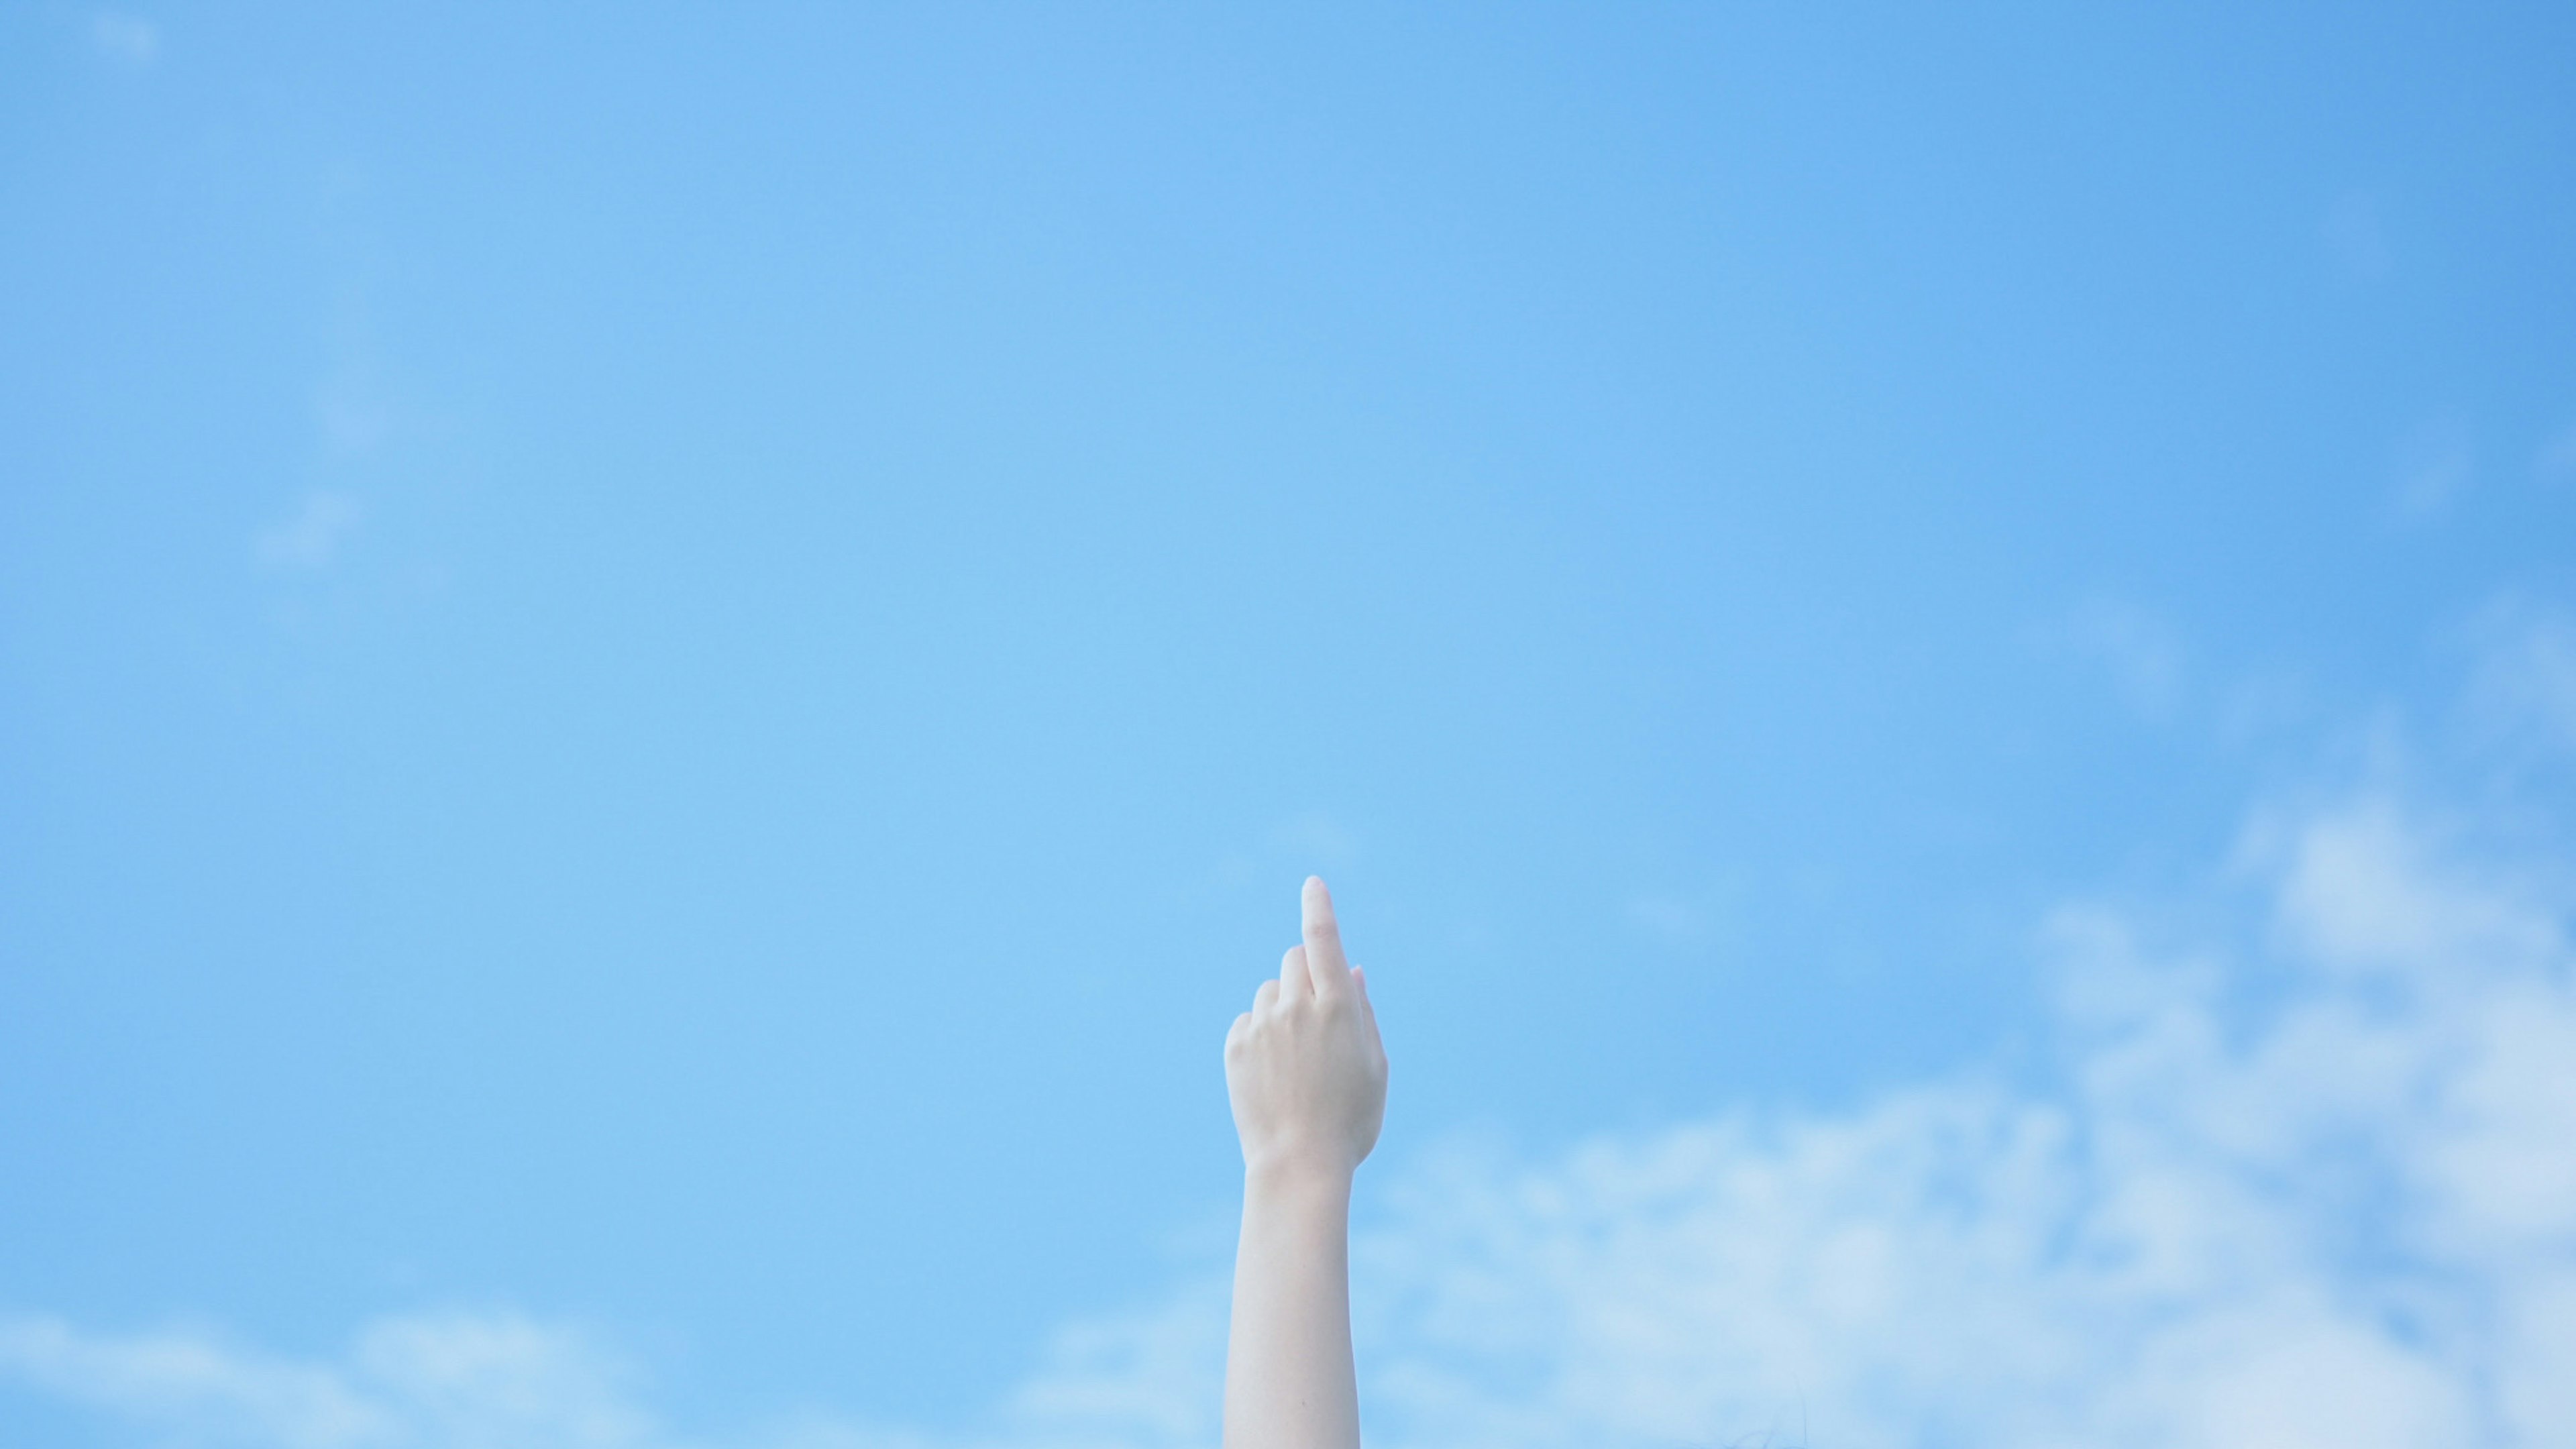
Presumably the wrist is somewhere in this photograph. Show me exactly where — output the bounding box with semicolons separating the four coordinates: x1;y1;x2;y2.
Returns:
1243;1152;1357;1200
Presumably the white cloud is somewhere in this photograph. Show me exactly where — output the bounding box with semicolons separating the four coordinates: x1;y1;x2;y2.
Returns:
985;1275;1231;1449
0;1297;1227;1449
11;643;2576;1448
256;490;362;569
0;1314;388;1448
91;12;160;66
1333;788;2576;1448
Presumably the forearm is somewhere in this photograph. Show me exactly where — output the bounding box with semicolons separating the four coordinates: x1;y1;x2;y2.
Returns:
1222;1160;1360;1449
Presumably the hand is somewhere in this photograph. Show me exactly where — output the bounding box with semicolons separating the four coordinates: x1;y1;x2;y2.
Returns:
1224;876;1390;1182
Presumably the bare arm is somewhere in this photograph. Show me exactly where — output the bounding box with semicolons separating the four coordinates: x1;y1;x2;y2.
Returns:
1222;877;1390;1449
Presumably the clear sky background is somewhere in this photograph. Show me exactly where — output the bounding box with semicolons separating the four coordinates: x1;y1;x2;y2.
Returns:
5;5;2575;1448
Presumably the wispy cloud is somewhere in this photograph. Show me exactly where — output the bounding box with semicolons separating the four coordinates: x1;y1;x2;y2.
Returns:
2042;597;2187;721
1271;811;1360;871
2537;423;2576;484
0;1299;1224;1449
11;632;2576;1449
1622;892;1709;945
2391;415;2476;522
1339;794;2573;1446
91;12;160;66
255;490;362;569
0;1317;372;1446
2462;598;2576;755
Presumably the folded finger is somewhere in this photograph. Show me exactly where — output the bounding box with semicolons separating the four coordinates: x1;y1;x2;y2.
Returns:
1279;943;1311;1001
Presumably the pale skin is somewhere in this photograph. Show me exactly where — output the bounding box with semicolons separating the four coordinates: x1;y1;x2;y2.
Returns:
1222;875;1390;1449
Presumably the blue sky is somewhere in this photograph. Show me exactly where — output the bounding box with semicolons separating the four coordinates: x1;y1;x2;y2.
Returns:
4;5;2575;1446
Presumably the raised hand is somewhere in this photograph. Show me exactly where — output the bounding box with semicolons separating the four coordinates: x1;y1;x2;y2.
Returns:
1221;876;1389;1449
1224;876;1391;1183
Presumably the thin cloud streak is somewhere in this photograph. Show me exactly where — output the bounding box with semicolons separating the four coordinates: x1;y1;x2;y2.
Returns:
255;491;361;570
91;12;160;66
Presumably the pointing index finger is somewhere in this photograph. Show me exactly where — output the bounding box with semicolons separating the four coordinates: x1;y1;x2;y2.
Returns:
1301;875;1352;997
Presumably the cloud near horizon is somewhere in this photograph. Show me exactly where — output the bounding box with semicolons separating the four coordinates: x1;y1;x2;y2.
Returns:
8;684;2575;1448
